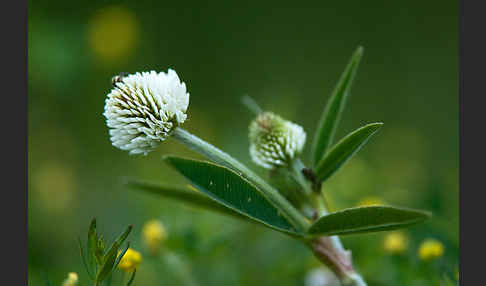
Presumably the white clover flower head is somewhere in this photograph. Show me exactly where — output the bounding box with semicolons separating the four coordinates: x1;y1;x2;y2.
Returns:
103;69;190;155
249;111;306;169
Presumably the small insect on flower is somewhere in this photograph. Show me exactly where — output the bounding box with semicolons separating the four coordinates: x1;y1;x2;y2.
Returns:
418;238;444;261
62;272;78;286
142;219;167;255
104;69;190;155
117;248;142;272
111;72;129;86
249;112;306;169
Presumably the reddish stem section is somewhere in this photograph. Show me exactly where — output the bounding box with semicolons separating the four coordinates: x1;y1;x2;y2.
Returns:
309;236;354;280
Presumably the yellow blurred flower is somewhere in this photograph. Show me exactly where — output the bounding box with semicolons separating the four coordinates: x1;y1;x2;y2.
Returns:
142;219;167;255
383;232;408;254
87;5;139;64
418;239;444;261
62;272;78;286
34;161;76;212
117;248;142;272
357;196;385;207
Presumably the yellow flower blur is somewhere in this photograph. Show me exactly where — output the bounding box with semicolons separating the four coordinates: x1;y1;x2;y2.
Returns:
62;272;78;286
418;239;444;261
142;219;167;255
117;248;142;272
87;5;139;64
383;232;408;254
357;196;385;207
34;161;77;212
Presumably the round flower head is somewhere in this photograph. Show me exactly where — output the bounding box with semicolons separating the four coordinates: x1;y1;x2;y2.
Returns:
62;272;79;286
383;231;408;254
117;248;142;272
418;238;444;261
142;219;167;255
249;112;306;169
103;69;189;155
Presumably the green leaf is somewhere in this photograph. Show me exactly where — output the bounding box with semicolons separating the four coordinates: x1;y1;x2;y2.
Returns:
95;235;105;264
440;274;459;286
40;270;53;286
104;273;113;286
315;122;383;182
307;206;431;236
113;242;130;270
126;269;136;286
95;247;117;284
87;218;98;267
164;156;300;235
441;275;455;286
172;128;309;232
112;225;133;249
78;237;94;280
312;46;364;167
95;225;132;283
127;180;248;220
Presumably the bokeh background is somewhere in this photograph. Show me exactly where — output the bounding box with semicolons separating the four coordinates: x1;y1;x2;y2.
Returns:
28;1;458;285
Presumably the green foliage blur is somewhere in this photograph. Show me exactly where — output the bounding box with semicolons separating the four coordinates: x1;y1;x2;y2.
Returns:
28;1;458;285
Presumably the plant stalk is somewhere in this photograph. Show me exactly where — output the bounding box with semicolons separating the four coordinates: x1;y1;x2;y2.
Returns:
289;159;313;196
162;251;199;286
241;95;263;115
290;158;366;286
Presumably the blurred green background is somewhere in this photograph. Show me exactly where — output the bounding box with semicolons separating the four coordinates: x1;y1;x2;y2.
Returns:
28;1;458;285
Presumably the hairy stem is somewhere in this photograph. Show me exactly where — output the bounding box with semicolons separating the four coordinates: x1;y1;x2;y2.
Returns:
291;157;366;285
289;159;313;196
310;237;366;286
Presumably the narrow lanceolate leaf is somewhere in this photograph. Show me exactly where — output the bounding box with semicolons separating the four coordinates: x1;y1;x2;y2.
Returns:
87;218;98;268
307;206;431;236
78;237;94;280
40;270;53;286
113;242;130;270
95;235;105;265
127;180;247;220
441;274;455;286
312;46;364;167
164;156;300;235
315;122;383;182
95;225;132;283
95;248;117;283
126;269;137;286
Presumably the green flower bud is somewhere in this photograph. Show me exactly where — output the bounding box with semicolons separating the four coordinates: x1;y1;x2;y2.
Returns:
249;112;306;169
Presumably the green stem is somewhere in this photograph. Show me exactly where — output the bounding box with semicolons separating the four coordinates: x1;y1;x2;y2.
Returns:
289;159;324;217
289;159;313;196
162;251;199;286
290;158;366;285
172;127;309;233
341;273;367;286
241;95;263;115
